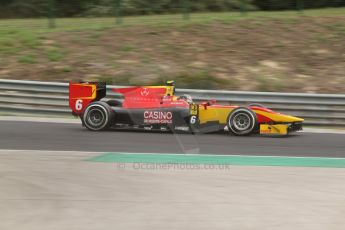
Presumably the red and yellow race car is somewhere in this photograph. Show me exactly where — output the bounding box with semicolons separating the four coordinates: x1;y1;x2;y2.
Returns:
69;81;304;136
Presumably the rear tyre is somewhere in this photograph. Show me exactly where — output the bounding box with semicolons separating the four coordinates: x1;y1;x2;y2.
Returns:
83;102;114;131
227;107;257;136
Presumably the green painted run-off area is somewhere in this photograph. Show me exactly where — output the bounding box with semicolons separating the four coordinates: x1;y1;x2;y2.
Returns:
88;153;345;168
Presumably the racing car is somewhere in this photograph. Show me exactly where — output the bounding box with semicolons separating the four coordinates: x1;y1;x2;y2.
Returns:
68;81;304;136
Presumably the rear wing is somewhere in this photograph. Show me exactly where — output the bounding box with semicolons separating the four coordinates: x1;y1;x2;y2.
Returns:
69;82;106;115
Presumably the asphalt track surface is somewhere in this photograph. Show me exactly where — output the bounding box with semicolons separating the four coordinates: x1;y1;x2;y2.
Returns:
1;120;344;157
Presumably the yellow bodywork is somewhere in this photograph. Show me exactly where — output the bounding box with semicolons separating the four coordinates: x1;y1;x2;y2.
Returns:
259;124;289;135
198;106;303;125
196;105;303;135
198;106;234;125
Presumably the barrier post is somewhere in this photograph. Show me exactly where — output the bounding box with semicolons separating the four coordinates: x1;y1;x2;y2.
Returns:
114;0;123;24
297;0;304;14
182;0;190;20
240;0;247;16
48;0;56;29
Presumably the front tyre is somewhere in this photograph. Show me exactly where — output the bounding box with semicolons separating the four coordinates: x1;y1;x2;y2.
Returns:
83;102;114;131
227;107;257;136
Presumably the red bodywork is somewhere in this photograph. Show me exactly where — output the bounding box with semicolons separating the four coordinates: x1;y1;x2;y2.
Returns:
112;87;189;109
69;83;97;115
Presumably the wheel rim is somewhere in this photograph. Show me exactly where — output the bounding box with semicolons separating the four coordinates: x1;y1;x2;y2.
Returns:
86;108;105;128
232;113;251;131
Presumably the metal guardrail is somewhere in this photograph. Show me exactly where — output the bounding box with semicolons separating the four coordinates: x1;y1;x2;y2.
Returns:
1;79;345;126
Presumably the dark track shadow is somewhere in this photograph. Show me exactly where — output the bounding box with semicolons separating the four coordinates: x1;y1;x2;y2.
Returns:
75;126;303;139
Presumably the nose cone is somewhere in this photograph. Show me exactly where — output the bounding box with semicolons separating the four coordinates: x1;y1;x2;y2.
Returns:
277;114;304;123
288;116;304;122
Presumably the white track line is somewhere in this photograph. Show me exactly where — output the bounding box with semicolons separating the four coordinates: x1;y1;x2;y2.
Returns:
0;116;80;124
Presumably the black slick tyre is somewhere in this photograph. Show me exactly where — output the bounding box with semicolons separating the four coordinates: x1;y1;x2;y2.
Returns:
82;102;114;131
227;107;257;136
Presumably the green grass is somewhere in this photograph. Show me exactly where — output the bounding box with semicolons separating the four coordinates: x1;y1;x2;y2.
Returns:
324;23;345;35
153;71;232;90
62;65;73;72
0;8;342;50
0;30;43;56
0;7;344;91
19;33;41;48
257;77;284;92
0;7;343;58
47;48;65;62
0;8;344;33
18;54;36;64
0;38;19;54
120;44;136;52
